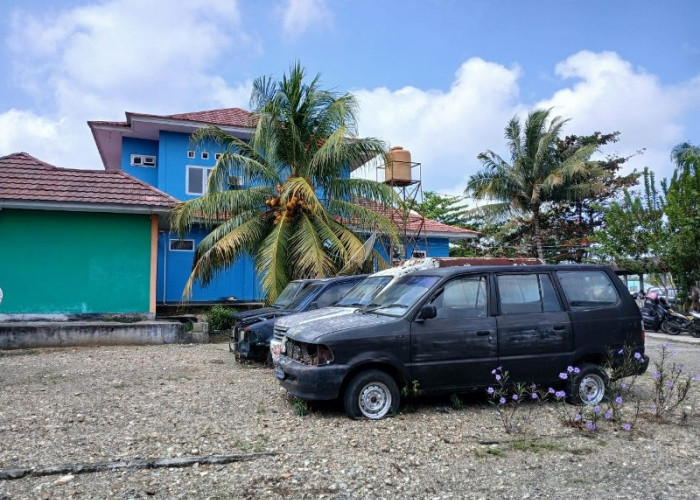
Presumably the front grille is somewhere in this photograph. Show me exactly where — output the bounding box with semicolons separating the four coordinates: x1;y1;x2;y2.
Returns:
273;325;288;341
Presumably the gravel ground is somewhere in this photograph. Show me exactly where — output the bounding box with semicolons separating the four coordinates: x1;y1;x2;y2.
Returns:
0;337;698;500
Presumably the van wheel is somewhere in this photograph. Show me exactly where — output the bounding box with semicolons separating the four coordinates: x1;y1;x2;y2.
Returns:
343;370;399;420
566;364;608;406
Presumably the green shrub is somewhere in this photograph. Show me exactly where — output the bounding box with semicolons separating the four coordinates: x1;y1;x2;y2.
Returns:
207;305;235;331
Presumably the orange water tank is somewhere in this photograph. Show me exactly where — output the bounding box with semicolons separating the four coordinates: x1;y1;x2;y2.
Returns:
385;146;412;184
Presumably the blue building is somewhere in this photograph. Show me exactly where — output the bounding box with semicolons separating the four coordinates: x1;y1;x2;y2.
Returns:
89;108;477;304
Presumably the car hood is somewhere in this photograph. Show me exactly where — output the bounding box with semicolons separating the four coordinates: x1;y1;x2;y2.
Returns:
286;311;397;343
275;307;354;330
234;307;278;322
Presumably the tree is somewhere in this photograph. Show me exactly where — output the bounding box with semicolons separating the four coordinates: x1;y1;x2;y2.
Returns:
172;63;399;302
593;167;667;275
466;109;600;260
662;143;700;308
417;191;471;227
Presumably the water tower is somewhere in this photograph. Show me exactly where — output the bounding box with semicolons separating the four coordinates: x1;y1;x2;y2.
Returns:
379;147;428;266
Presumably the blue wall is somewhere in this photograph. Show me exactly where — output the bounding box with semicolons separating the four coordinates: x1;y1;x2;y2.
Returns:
121;137;159;185
156;228;261;303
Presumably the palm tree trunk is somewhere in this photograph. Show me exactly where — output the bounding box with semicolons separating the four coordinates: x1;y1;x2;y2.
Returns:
533;210;545;261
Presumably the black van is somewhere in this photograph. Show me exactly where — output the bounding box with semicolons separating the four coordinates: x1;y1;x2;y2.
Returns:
274;265;649;419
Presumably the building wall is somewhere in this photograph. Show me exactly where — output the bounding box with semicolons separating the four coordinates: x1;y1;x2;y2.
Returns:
156;228;261;303
0;209;153;315
121;137;159;185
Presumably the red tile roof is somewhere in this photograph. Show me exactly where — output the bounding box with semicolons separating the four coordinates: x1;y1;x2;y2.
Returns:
166;108;254;128
349;199;479;240
0;152;177;211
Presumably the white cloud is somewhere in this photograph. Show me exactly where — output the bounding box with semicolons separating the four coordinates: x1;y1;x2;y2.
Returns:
354;51;700;195
279;0;332;38
354;58;523;195
1;0;255;168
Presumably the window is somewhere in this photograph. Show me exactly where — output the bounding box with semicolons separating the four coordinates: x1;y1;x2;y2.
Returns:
169;239;194;251
130;154;157;167
497;274;562;314
186;166;213;195
412;250;427;258
215;153;223;160
431;276;487;319
316;282;357;308
201;152;209;160
557;270;620;310
228;175;242;190
187;150;195;159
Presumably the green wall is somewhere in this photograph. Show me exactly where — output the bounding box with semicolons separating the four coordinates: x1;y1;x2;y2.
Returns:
0;209;152;314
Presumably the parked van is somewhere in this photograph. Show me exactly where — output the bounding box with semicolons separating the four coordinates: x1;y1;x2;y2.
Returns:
270;258;444;362
274;265;648;419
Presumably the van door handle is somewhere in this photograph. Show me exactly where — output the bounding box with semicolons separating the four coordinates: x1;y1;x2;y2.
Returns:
476;330;491;336
553;325;567;331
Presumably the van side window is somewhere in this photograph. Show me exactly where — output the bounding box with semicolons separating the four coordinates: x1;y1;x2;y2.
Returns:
497;274;562;314
556;270;620;309
316;282;356;308
431;276;487;319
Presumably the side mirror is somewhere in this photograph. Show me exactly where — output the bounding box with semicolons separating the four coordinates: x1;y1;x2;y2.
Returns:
416;305;437;321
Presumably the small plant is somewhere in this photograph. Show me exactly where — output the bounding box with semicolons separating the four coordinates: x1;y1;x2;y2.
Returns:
649;343;698;420
207;305;236;331
486;367;544;434
402;379;421;397
292;397;309;416
450;393;463;410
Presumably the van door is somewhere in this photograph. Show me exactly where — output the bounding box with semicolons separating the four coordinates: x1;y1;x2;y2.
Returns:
410;275;497;392
495;273;572;384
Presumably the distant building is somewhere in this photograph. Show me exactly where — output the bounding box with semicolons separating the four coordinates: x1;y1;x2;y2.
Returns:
89;108;478;303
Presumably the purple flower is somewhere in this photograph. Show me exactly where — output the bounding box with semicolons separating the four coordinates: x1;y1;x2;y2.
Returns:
604;411;612;420
617;349;624;355
495;374;502;381
622;423;631;431
593;405;601;414
573;367;580;374
559;372;568;380
620;382;627;389
487;387;495;394
531;392;539;400
672;350;678;356
666;381;674;388
496;366;502;371
512;394;519;401
634;352;642;360
491;369;497;375
650;404;657;410
548;387;556;394
652;371;660;379
499;397;506;405
574;413;582;421
567;366;574;373
693;374;699;381
664;342;670;349
615;396;623;404
586;422;596;431
555;390;566;399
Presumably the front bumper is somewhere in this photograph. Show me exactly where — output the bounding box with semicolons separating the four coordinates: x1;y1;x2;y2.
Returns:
276;355;347;401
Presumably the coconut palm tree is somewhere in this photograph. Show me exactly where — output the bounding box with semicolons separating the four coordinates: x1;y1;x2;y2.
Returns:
172;63;399;301
465;109;601;260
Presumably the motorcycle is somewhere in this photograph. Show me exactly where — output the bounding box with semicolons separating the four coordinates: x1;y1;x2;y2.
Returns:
640;294;673;333
661;309;700;338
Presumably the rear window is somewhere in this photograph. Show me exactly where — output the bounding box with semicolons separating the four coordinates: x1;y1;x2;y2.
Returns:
556;270;620;310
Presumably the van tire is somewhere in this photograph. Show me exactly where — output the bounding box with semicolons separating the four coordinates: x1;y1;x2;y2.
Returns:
343;370;400;420
566;364;608;406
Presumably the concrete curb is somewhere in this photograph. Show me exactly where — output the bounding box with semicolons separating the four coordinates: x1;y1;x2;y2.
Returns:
646;331;700;345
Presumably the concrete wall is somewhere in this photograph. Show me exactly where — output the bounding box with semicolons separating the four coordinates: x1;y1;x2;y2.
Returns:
0;321;206;349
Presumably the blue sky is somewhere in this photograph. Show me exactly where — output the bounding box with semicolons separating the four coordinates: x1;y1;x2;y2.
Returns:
1;0;698;195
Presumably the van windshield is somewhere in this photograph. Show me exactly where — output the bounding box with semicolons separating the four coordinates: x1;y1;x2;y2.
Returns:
274;281;307;308
362;275;440;316
335;276;393;307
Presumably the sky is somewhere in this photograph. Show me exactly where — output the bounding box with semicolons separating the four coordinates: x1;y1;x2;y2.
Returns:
1;0;699;196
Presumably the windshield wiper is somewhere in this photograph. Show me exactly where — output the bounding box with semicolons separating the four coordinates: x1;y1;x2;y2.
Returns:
361;303;408;314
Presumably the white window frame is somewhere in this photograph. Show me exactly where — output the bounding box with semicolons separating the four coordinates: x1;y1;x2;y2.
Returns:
187;150;195;159
201;152;209;160
169;239;195;251
186;165;213;195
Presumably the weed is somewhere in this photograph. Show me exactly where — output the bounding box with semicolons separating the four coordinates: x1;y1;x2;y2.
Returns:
450;393;463;410
510;439;566;453
402;379;421;397
649;343;697;420
207;305;236;331
292;397;309;417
